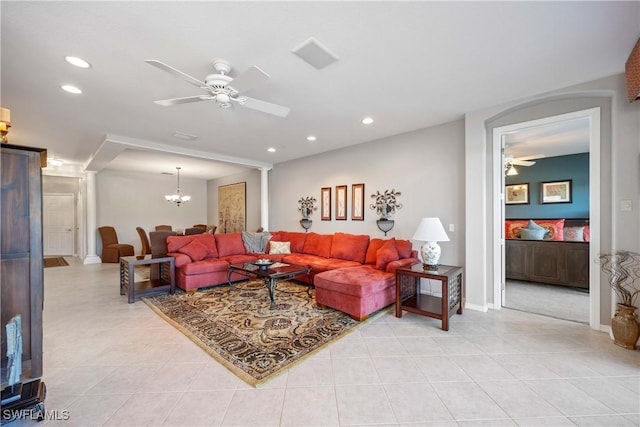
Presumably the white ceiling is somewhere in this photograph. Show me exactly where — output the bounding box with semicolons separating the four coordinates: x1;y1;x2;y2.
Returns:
2;1;638;179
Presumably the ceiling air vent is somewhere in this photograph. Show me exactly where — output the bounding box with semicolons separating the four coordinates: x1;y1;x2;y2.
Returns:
292;37;339;70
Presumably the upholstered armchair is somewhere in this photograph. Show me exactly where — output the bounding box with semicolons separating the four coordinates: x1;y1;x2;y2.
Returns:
136;226;152;256
98;226;134;263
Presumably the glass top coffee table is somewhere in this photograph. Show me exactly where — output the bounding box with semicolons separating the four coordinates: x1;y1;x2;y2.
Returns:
227;261;311;309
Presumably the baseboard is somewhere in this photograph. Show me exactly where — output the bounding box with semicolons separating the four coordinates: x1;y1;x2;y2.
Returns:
83;255;101;264
464;302;488;312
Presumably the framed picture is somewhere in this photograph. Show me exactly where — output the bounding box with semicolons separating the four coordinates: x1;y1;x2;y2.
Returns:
335;185;347;220
351;183;365;220
321;187;331;220
505;183;529;205
218;182;246;233
541;180;572;204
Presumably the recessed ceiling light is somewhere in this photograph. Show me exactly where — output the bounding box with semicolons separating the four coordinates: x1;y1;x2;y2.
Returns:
171;131;198;141
65;56;91;69
361;117;374;125
267;147;276;153
61;85;82;94
306;136;317;142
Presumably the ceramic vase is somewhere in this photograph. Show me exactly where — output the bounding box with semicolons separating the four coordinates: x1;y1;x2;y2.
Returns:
611;303;640;350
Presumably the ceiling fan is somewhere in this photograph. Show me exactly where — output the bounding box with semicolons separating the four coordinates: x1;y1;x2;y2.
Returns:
504;154;544;176
145;58;290;118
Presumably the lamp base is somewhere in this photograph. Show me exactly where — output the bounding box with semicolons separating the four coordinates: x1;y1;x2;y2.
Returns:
420;241;441;270
422;263;439;271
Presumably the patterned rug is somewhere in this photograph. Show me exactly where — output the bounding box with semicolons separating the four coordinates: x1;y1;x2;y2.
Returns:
43;257;69;268
143;280;370;386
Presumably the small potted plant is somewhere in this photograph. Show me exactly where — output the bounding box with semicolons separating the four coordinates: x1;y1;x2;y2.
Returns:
297;196;316;231
598;250;640;349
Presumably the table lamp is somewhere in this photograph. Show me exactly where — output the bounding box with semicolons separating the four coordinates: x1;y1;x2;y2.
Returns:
412;217;450;270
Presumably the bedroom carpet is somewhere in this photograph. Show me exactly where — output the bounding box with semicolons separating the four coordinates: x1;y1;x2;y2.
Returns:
504;280;589;324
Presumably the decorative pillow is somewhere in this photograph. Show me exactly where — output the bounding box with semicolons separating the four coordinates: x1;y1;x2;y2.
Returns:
519;228;547;240
505;220;529;239
583;225;590;242
177;239;209;262
395;239;413;259
269;241;291;254
214;233;246;257
563;226;584;242
376;238;399;270
365;239;385;265
533;219;565;241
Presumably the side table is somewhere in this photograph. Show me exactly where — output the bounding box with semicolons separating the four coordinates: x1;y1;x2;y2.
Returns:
395;263;463;331
119;255;175;303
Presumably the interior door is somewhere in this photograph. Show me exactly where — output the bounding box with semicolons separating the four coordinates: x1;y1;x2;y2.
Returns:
43;193;75;256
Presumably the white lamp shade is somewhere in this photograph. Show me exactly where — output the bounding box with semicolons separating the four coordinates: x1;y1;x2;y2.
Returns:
412;217;450;242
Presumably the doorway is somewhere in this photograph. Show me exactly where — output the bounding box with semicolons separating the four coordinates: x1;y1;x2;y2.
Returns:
43;193;75;256
492;108;601;328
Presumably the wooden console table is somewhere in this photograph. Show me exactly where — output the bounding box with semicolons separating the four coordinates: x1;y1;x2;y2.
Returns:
119;255;175;303
395;264;463;331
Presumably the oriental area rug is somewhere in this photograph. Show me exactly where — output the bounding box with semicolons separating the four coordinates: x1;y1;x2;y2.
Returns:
143;280;372;386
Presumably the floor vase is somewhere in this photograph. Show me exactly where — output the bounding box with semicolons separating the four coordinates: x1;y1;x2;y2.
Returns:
611;303;640;350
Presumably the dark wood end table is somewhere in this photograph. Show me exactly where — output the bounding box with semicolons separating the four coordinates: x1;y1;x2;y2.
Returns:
120;255;175;303
395;263;464;331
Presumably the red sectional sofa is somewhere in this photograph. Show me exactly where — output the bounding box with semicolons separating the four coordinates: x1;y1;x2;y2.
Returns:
159;231;419;320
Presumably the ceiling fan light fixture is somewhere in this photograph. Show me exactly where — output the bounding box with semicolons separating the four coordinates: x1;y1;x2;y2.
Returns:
506;163;519;176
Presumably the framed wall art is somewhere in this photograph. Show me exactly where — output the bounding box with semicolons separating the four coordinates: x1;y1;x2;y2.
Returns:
218;182;246;233
505;183;529;205
541;180;572;204
351;183;365;220
321;187;331;220
335;185;347;220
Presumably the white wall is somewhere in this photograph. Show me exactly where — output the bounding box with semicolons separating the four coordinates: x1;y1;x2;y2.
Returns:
207;169;262;233
269;120;465;266
465;73;640;322
96;169;207;254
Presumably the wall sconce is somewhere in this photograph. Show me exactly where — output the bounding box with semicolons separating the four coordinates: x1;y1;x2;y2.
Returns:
298;196;317;232
370;189;402;235
0;108;11;143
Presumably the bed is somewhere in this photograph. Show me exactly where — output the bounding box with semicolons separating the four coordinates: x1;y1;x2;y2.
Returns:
505;218;590;289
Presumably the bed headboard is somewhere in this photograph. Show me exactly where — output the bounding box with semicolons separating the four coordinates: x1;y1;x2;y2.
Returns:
505;218;590;241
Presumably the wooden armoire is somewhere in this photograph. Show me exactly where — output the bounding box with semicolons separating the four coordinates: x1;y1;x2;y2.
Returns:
1;143;47;383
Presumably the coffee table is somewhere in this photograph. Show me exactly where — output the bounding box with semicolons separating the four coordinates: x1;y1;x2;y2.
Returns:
227;262;311;309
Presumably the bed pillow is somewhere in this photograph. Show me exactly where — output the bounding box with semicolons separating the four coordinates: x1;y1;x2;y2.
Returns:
534;219;565;241
505;220;529;239
519;228;547;240
563;226;584;242
583;225;590;242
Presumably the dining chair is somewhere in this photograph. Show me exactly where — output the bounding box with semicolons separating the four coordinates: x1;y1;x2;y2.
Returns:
155;225;172;231
193;224;207;230
98;226;134;263
207;225;217;234
136;226;152;256
184;227;205;235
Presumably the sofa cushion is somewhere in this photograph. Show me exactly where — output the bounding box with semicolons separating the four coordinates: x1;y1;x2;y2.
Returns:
395;239;413;259
269;241;291;254
219;254;258;265
386;258;420;274
330;232;369;263
282;253;326;266
278;231;307;253
365;238;385;265
167;252;192;268
215;232;246;257
194;233;218;258
302;233;333;258
376;238;399;270
181;258;229;275
177;239;209;262
314;266;394;298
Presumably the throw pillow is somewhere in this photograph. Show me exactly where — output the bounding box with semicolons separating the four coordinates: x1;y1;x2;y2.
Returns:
269;241;291;254
376;238;399;270
177;239;209;262
519;228;547;240
365;239;386;265
563;226;584;242
505;220;529;239
533;219;565;241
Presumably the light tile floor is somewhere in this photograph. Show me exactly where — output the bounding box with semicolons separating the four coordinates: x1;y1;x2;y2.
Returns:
8;257;639;426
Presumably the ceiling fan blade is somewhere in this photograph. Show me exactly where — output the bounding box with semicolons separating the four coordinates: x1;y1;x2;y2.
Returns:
240;96;290;118
145;60;205;88
511;159;536;166
154;95;211;107
229;66;270;94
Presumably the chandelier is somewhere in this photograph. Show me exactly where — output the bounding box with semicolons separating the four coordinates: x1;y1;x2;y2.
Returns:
165;167;191;206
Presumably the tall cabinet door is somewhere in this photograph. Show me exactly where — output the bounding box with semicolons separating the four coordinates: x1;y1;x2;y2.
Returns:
1;145;45;381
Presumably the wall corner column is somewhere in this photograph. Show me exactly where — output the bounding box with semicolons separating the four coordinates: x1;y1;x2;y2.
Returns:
260;167;272;231
83;171;101;264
